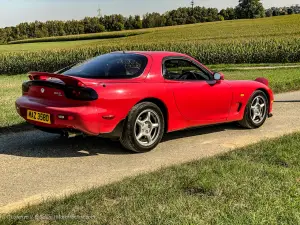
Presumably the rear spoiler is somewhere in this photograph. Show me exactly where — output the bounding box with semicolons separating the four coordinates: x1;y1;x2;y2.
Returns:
255;77;269;87
29;72;86;87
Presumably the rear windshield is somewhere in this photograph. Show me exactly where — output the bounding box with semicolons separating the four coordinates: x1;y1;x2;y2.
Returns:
62;53;148;79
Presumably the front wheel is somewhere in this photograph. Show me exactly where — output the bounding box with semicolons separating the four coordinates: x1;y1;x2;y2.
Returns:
238;90;269;129
120;102;165;153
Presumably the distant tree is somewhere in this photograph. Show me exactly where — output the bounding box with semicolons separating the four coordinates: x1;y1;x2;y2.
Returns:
219;9;229;19
143;13;166;28
0;29;6;43
102;14;125;31
219;8;236;20
124;16;135;30
272;9;280;16
226;8;236;20
287;8;294;15
218;15;225;21
113;22;124;31
83;17;104;33
265;9;272;17
235;0;265;19
186;16;197;24
280;11;287;16
133;15;143;29
207;8;219;21
165;16;176;26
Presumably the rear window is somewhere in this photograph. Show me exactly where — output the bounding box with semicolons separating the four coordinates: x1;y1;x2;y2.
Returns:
62;53;148;79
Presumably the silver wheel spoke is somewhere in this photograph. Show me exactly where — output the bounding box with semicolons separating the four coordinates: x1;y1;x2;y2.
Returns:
260;108;264;114
136;119;144;127
146;112;151;122
152;123;159;129
145;134;152;144
136;132;143;140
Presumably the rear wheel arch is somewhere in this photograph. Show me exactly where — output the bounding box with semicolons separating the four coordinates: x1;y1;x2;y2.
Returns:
136;98;168;133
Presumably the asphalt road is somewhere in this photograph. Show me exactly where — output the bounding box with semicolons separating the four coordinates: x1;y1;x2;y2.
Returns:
0;91;300;214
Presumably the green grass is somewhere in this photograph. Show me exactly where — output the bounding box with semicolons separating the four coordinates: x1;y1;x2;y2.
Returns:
1;132;300;224
223;67;300;93
1;66;300;129
0;74;27;129
209;63;300;71
1;15;300;74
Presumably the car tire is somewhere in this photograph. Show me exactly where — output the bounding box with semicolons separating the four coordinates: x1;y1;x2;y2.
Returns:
238;90;269;129
120;102;165;153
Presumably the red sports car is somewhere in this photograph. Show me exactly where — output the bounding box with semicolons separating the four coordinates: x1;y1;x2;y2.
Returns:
16;51;274;152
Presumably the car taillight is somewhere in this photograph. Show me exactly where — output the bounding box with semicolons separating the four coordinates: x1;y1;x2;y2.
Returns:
64;87;98;101
22;82;31;95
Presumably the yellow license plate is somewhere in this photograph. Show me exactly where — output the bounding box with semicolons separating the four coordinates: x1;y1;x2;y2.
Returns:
27;110;51;124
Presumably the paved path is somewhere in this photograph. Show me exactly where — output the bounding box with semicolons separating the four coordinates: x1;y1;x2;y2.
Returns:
0;91;300;214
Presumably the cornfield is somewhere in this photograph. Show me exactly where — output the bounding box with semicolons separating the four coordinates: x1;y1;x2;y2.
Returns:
1;15;300;75
8;30;150;44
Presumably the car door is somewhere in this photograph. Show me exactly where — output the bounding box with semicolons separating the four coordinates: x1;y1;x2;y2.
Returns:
163;57;232;124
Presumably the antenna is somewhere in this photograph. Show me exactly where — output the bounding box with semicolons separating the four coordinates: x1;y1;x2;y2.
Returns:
191;0;195;14
191;0;195;10
97;7;102;17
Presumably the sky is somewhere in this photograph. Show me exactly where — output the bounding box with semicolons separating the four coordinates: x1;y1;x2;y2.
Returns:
0;0;299;28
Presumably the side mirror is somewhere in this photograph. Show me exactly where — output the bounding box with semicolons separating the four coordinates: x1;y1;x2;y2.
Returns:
214;73;221;80
213;72;224;82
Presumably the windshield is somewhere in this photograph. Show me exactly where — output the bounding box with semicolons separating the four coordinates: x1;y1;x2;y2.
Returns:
62;53;148;79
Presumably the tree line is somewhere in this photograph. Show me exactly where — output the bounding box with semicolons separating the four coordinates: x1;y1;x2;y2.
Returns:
0;0;299;43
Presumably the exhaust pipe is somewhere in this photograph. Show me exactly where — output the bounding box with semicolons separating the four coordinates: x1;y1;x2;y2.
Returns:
61;130;83;138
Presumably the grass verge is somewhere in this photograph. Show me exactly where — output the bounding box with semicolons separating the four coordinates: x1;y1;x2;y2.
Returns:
0;74;27;129
1;132;300;224
1;66;300;130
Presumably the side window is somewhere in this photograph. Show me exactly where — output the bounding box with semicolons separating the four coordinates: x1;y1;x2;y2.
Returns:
163;59;211;81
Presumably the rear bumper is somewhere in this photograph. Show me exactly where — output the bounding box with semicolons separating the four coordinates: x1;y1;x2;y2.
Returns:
15;96;121;136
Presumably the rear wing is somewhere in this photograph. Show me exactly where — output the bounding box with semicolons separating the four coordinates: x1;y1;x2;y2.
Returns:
27;72;97;101
29;72;86;87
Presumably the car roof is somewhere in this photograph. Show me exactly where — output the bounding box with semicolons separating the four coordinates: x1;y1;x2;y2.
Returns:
111;51;188;58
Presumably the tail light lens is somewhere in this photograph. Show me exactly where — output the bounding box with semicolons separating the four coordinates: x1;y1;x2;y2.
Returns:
22;82;31;95
22;80;97;101
64;87;98;101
